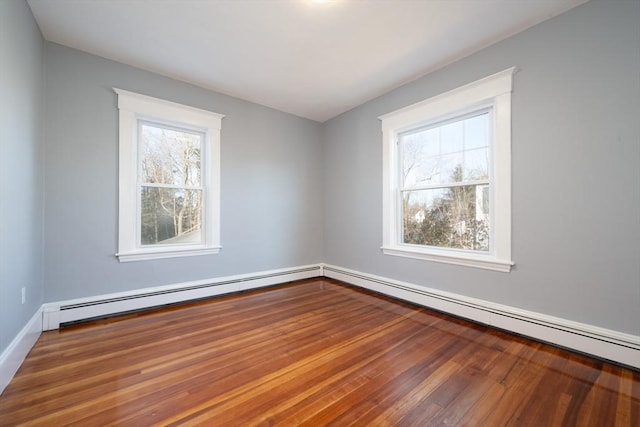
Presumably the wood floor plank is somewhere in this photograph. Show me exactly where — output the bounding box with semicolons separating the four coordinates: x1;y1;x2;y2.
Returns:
159;314;425;425
251;326;451;426
19;299;398;424
119;300;422;424
0;278;637;426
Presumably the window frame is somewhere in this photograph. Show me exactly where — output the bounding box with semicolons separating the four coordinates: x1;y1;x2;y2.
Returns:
115;88;224;262
379;68;516;272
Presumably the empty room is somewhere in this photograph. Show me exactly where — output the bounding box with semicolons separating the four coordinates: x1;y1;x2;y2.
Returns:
1;0;638;424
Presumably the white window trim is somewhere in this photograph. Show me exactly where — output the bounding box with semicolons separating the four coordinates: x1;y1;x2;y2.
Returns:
379;68;516;272
114;88;224;262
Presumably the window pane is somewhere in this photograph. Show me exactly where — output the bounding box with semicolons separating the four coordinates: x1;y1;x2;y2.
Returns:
401;112;489;187
140;123;202;186
141;187;202;245
441;152;465;183
463;113;489;150
402;136;438;186
439;120;464;154
464;147;489;181
402;185;490;251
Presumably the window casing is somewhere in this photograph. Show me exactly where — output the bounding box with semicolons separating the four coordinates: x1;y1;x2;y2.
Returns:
379;68;515;272
115;89;224;262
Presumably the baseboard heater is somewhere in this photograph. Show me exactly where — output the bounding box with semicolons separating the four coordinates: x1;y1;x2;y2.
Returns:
42;265;322;330
322;264;640;370
40;263;639;369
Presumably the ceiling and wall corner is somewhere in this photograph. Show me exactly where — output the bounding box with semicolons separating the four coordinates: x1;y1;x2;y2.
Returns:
321;0;640;336
3;0;638;378
26;0;588;122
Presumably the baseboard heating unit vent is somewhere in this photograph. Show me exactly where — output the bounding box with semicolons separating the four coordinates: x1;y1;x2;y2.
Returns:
42;265;322;330
322;264;640;370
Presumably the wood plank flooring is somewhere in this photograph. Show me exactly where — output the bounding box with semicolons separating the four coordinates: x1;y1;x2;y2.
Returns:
0;278;638;426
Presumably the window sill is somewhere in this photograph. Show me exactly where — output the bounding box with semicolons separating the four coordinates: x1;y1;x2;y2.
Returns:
381;245;513;272
116;246;221;262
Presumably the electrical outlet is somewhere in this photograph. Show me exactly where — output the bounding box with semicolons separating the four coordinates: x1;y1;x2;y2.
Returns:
21;287;26;304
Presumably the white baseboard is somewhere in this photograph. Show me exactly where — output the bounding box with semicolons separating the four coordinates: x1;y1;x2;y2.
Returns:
0;307;42;395
3;261;637;398
42;264;322;330
322;264;640;369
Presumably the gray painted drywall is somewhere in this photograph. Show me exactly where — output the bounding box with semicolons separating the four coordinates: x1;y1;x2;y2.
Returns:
43;43;323;302
323;0;640;335
3;0;637;361
0;0;45;354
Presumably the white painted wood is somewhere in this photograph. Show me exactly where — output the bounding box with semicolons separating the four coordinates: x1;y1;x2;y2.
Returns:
114;88;224;127
380;246;513;273
492;92;512;262
0;308;42;395
379;68;516;129
114;88;224;262
116;246;222;263
42;264;322;330
322;263;640;369
379;68;515;271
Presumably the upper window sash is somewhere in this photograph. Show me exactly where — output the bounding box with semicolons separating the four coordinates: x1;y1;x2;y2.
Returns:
137;120;206;189
398;108;492;192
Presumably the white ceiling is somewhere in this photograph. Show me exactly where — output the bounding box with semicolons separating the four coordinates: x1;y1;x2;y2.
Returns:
28;0;587;122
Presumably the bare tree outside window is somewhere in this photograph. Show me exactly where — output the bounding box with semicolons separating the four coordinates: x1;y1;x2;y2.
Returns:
400;112;490;251
139;123;203;246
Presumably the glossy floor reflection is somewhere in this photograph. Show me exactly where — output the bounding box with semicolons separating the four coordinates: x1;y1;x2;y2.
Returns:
0;279;638;426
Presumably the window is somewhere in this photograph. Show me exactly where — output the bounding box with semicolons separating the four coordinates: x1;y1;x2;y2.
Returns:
379;68;515;272
115;89;224;262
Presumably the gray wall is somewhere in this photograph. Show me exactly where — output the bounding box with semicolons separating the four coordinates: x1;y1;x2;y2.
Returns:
0;0;45;353
3;0;638;359
43;43;323;302
323;0;640;335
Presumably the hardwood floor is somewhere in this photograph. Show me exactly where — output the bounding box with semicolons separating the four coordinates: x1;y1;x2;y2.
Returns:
0;278;638;426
